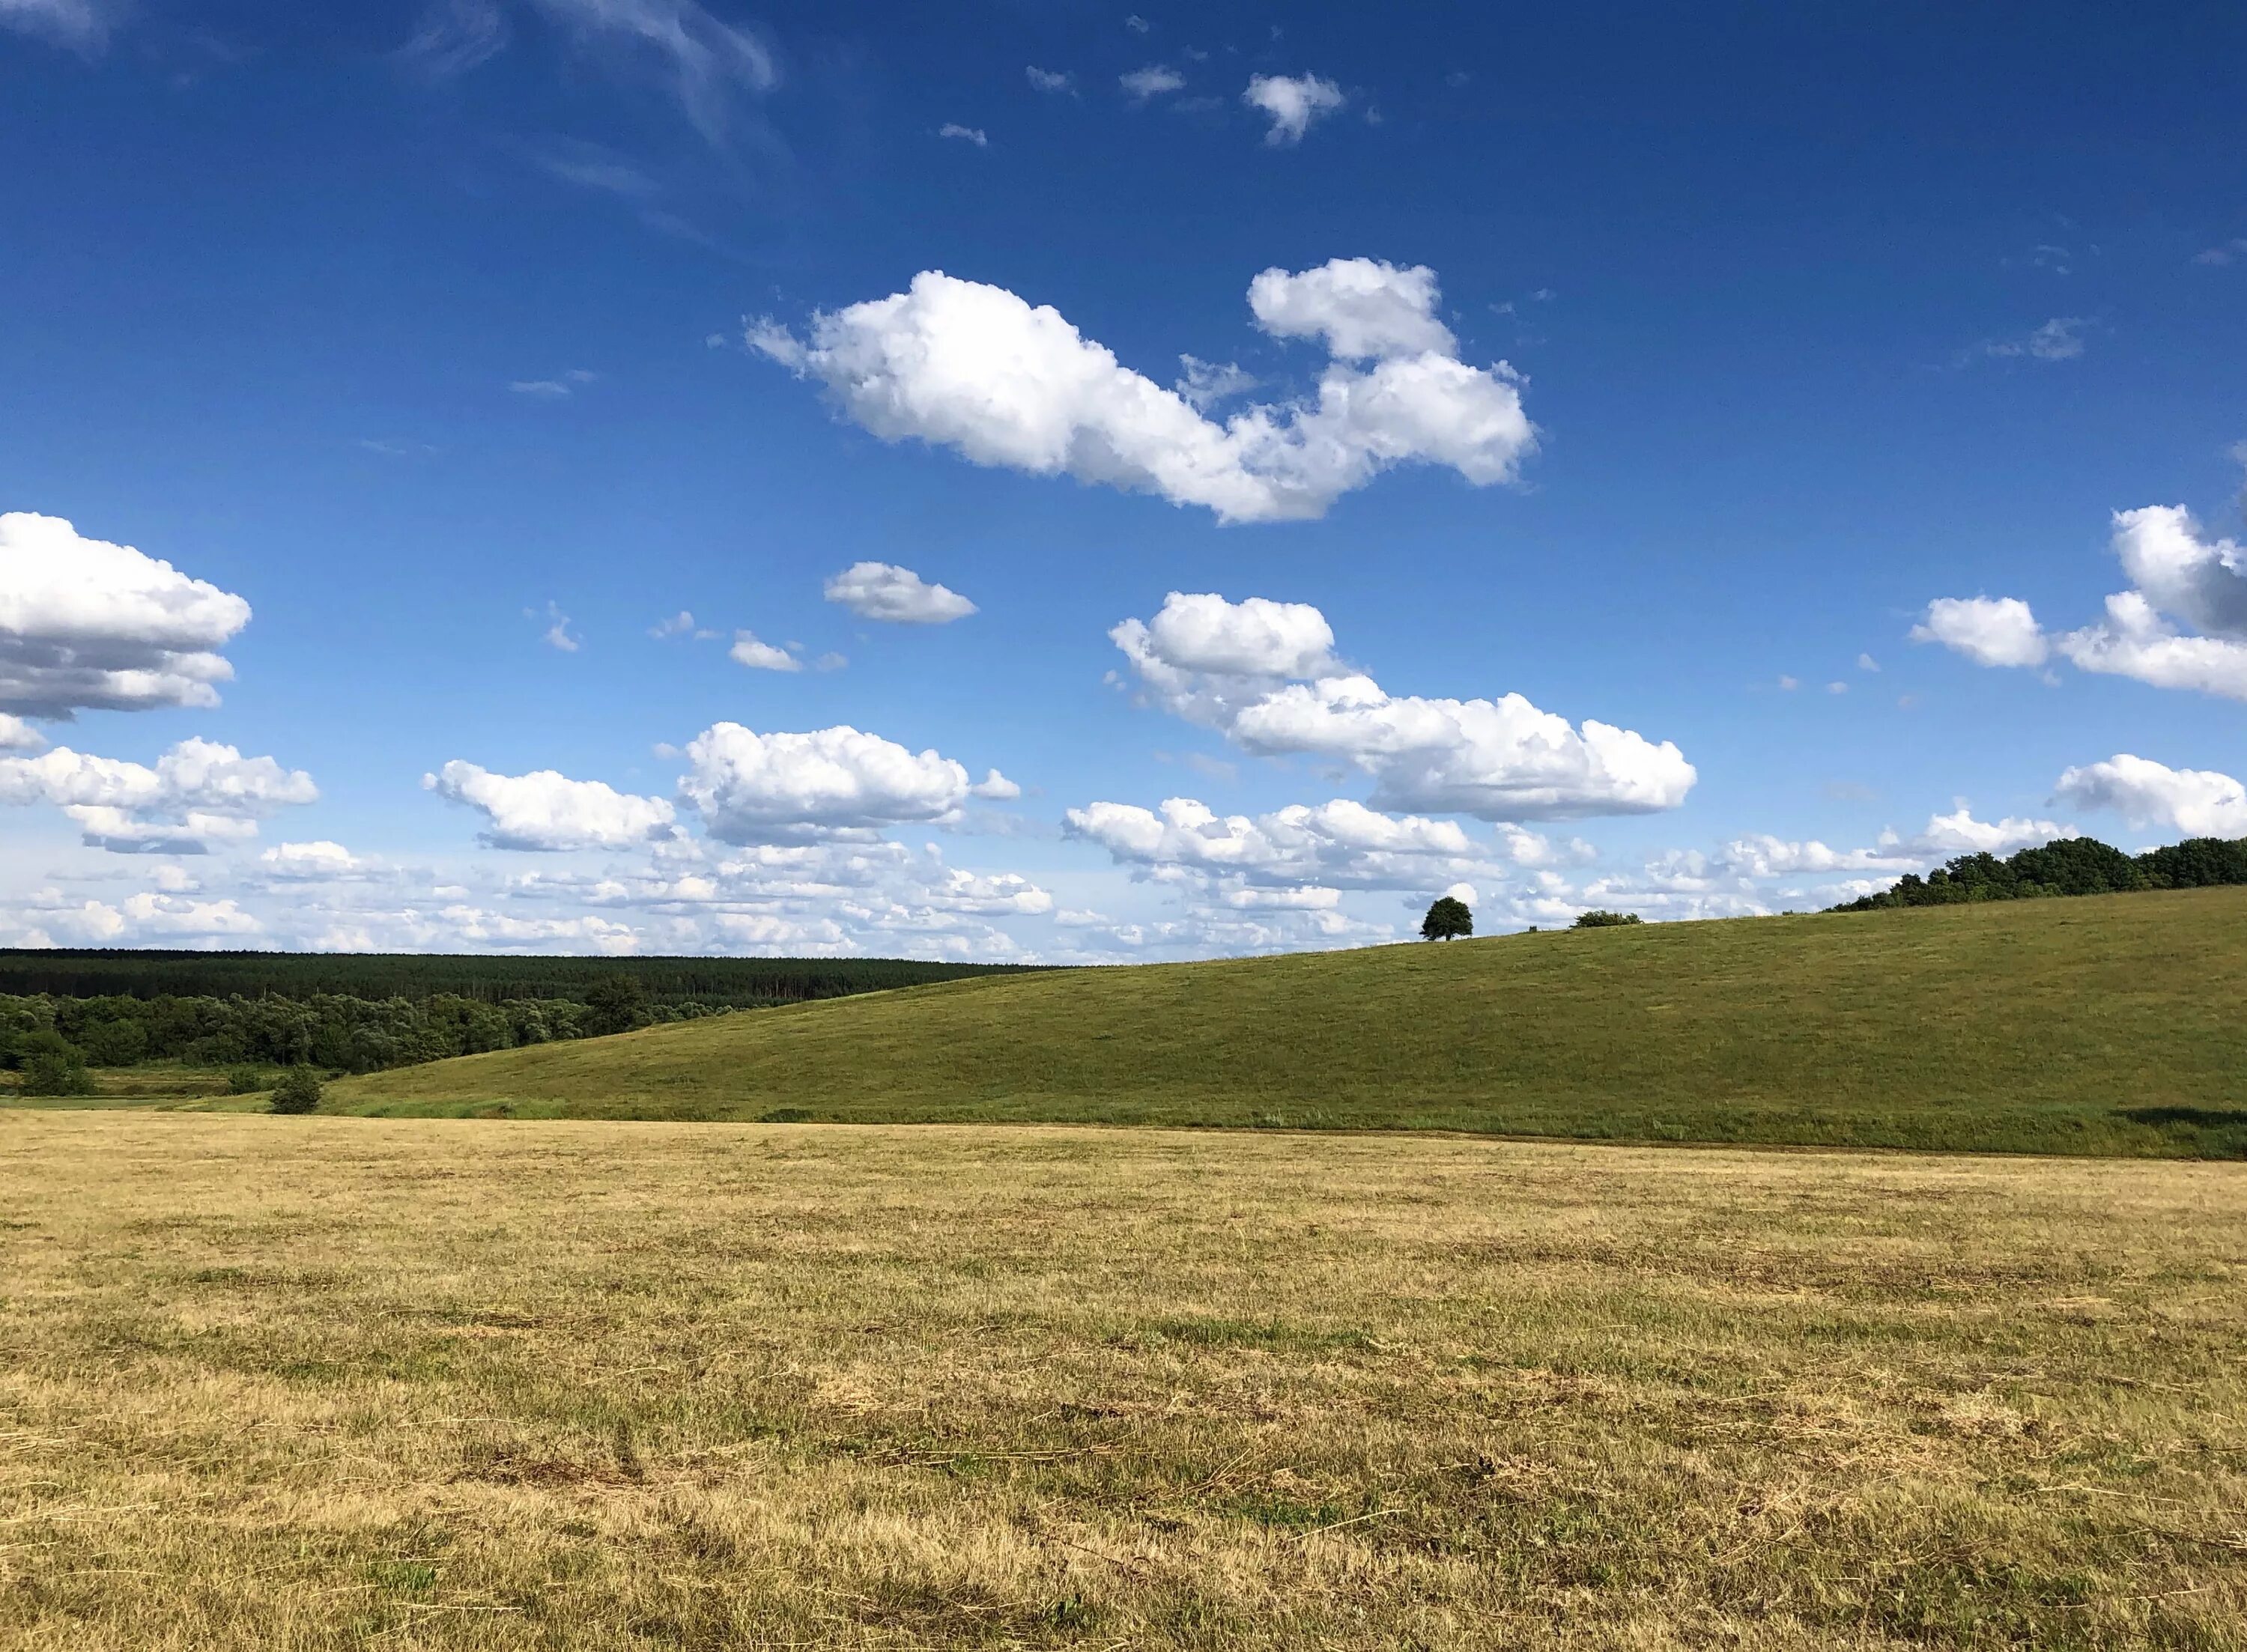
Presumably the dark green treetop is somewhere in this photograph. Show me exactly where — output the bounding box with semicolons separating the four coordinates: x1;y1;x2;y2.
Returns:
1421;896;1473;941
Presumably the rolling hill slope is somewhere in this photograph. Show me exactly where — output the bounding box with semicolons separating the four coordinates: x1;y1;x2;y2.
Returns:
327;889;2247;1156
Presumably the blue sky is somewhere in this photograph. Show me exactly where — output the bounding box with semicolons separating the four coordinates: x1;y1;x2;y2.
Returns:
2;0;2244;959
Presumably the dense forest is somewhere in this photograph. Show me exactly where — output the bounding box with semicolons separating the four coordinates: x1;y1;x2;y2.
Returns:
0;952;1040;1088
1832;834;2247;911
0;950;1029;1006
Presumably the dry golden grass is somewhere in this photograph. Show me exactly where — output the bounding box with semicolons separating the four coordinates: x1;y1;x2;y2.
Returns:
2;1114;2245;1648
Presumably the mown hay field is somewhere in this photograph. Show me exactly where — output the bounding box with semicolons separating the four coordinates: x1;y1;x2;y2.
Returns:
2;1113;2244;1648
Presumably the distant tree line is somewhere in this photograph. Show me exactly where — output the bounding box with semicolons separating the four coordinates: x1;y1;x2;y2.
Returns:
0;979;708;1078
0;949;1030;1006
0;952;1041;1084
1832;834;2247;911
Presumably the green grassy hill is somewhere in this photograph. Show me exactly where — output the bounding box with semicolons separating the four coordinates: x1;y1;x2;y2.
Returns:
327;889;2247;1156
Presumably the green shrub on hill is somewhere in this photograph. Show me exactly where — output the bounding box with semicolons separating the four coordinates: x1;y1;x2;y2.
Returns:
268;1068;323;1115
20;1048;95;1097
1573;910;1644;928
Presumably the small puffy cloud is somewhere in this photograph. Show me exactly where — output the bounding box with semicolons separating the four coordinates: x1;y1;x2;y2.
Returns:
968;768;1021;801
1121;64;1183;99
938;122;987;147
1908;806;2072;857
1249;258;1454;359
2193;237;2247;267
1496;825;1595;866
1112;592;1694;822
2048;507;2247;699
425;759;677;851
0;512;252;719
65;807;261;854
1711;835;1913;878
532;601;580;652
1925;507;2247;701
2055;753;2247;837
679;723;974;843
921;866;1050;915
1127;590;1335;679
434;904;641;954
822;561;977;624
1713;810;2070;878
750;263;1535;523
729;630;801;672
1858;653;1881;672
1972;316;2087;362
2105;504;2247;638
0;714;44;751
2055;592;2247;699
257;840;368;879
1242;73;1347;145
1025;65;1073;93
0;737;318;853
1912;595;2049;668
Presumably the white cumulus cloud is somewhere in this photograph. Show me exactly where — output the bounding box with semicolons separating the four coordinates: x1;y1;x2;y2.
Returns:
1907;806;2073;857
822;561;977;624
1242;73;1347;145
678;723;975;843
1911;595;2049;668
2055;754;2247;838
748;261;1535;523
1917;507;2247;699
425;760;677;851
1248;258;1455;359
1067;795;1490;890
258;840;370;879
1112;592;1694;820
0;513;253;720
729;631;801;672
0;737;317;853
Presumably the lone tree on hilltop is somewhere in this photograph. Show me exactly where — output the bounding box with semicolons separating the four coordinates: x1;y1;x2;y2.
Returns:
1421;896;1473;941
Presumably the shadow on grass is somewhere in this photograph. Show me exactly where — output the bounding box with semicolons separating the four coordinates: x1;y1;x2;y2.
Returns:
2117;1107;2247;1158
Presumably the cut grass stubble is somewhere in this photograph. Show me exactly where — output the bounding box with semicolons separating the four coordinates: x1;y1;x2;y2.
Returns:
2;1114;2245;1648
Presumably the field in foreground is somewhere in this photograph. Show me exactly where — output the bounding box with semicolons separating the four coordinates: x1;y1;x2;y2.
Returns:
330;889;2247;1156
3;1115;2246;1648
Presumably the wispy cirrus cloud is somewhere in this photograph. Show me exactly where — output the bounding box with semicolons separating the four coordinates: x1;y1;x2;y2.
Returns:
0;0;120;53
399;0;779;148
1964;315;2089;364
